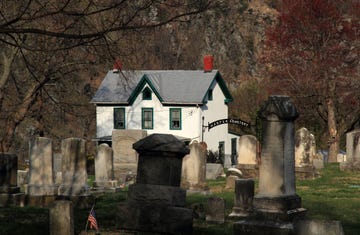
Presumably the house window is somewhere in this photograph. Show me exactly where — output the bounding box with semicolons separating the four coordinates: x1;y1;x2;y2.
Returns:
208;89;213;101
142;108;153;129
170;108;181;130
218;141;225;163
114;108;125;129
142;87;152;100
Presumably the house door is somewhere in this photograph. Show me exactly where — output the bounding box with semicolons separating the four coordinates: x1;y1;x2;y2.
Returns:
231;138;237;165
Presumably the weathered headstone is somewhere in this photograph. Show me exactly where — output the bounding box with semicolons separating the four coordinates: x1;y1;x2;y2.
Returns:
229;179;254;218
206;196;225;224
346;129;360;162
206;163;224;180
225;168;242;189
49;200;74;235
0;153;24;206
93;143;118;190
181;141;207;190
117;134;193;234
17;169;28;192
237;135;258;165
53;153;62;185
295;127;317;167
28;137;58;196
294;220;344;235
237;135;259;178
341;130;360;171
294;128;320;179
112;130;147;183
234;95;306;235
58;138;89;196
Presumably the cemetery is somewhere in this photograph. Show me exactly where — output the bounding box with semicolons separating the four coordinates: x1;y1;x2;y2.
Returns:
0;95;359;234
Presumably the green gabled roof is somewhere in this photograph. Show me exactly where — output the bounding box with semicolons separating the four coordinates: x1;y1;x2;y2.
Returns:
201;71;233;104
91;70;233;105
128;74;164;105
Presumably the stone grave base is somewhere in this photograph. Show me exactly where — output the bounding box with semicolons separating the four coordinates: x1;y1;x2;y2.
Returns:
0;193;25;207
117;184;192;234
295;166;320;180
180;181;209;191
117;202;192;234
237;164;258;178
234;219;294;235
229;206;253;219
114;163;137;183
80;229;172;235
253;194;306;221
27;184;58;196
58;184;90;196
26;195;57;207
92;180;121;192
127;184;186;206
0;186;20;194
55;195;95;208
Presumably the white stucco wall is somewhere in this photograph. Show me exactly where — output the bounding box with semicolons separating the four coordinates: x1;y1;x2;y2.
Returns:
201;82;231;154
95;83;237;156
96;84;203;141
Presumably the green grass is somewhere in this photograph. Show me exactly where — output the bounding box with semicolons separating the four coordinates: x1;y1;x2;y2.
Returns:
296;163;360;235
0;163;359;234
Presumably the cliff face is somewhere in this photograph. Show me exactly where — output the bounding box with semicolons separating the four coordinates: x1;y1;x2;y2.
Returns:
132;0;278;87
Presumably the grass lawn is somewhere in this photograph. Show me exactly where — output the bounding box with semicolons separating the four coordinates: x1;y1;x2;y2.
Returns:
0;163;359;234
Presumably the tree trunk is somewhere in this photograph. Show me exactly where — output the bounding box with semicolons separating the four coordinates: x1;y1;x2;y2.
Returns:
327;97;339;162
0;81;43;152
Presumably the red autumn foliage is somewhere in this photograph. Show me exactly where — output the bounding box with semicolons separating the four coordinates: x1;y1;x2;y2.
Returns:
261;0;359;161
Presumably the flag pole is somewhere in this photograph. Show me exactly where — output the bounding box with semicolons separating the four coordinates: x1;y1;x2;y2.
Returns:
85;204;95;232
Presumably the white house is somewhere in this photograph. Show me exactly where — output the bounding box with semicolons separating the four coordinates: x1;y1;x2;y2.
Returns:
91;57;242;164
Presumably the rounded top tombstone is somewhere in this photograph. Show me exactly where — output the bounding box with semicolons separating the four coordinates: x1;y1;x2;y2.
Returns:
133;134;190;157
258;95;299;121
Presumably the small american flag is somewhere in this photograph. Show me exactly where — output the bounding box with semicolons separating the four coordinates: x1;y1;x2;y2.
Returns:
87;207;99;231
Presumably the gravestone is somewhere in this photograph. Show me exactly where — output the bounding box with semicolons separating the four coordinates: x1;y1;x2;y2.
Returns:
294;220;344;235
206;163;224;180
225;168;243;189
346;129;360;162
229;179;254;218
58;138;89;196
49;200;74;235
53;153;62;185
295;127;317;167
17;169;28;192
237;135;259;178
181;141;207;191
237;135;258;165
0;153;24;206
294;128;320;179
112;130;147;184
93;143;118;190
28;137;58;196
234;95;306;235
117;134;193;234
206;196;225;224
341;129;360;171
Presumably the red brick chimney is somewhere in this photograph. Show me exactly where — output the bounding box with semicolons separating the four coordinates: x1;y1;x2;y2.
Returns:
203;55;214;72
113;59;122;73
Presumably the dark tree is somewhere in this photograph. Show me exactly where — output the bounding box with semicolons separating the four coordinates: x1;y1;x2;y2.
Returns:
262;0;359;162
0;0;211;152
